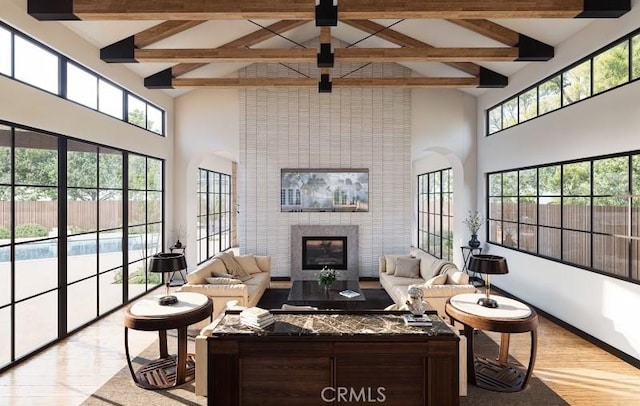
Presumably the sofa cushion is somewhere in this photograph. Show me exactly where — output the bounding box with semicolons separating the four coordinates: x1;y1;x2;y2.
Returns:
447;271;469;285
205;277;242;284
217;252;251;279
186;258;226;284
424;273;448;286
244;271;270;287
385;255;413;275
394;257;421;278
212;270;251;282
379;256;387;273
235;255;262;274
254;255;271;273
417;254;440;279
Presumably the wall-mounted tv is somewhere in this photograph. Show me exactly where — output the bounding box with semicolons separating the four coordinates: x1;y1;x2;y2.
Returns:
281;169;369;212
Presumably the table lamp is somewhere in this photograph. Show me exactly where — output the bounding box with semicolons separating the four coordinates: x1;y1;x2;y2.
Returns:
149;252;187;306
468;254;509;308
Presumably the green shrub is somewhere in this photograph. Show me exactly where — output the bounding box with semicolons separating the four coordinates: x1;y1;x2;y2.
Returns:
15;224;48;238
0;227;10;239
113;266;162;284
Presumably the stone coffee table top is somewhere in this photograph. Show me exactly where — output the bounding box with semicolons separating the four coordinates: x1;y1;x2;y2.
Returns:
210;310;453;337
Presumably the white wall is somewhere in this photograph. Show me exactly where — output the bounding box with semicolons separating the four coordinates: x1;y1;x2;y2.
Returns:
0;1;176;242
411;89;478;267
476;6;640;361
239;62;413;277
174;88;239;267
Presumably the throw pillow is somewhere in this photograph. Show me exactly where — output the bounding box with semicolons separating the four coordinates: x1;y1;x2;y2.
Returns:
424;273;447;286
206;258;228;275
217;252;251;280
385;255;412;275
254;255;271;273
205;276;242;284
185;265;211;284
212;270;251;282
394;257;421;278
447;271;469;285
379;256;387;273
235;255;262;274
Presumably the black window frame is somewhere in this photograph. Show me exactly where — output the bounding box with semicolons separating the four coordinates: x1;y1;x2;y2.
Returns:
0;118;164;374
197;169;231;264
487;27;640;136
0;21;165;136
487;149;640;286
418;168;454;261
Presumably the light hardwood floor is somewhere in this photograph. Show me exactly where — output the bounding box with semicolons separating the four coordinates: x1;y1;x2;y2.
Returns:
1;282;639;405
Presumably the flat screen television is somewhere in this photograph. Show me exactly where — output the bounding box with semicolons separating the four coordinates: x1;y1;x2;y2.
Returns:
281;168;369;212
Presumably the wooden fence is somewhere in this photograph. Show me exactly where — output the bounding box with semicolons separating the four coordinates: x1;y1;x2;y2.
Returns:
491;203;637;278
0;201;153;232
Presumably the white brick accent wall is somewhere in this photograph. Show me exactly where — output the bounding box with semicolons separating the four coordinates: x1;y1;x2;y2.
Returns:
239;57;412;277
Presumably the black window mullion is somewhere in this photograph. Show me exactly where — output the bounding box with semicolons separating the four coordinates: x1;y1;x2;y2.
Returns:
560;165;565;260
58;137;67;339
58;57;67;99
122;153;129;303
589;161;594;268
536;168;540;255
95;151;100;318
628;156;633;280
589;56;594;97
9;127;15;363
218;177;222;254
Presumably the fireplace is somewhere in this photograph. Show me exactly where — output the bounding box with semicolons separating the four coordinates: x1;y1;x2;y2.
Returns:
291;225;359;281
302;237;347;270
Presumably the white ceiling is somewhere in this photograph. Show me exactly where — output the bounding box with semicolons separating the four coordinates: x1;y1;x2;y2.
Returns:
14;0;594;98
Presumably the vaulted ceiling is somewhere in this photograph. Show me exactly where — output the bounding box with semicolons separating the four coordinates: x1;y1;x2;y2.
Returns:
24;0;632;97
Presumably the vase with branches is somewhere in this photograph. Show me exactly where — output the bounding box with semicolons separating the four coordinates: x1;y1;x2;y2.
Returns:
463;210;483;248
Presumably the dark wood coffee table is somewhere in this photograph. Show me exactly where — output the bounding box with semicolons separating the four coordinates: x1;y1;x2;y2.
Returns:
287;279;366;308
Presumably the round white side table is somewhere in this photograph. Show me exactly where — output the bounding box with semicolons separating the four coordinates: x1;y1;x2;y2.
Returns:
445;293;538;392
124;292;213;389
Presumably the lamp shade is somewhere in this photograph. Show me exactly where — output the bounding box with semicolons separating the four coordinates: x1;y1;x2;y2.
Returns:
149;252;187;273
468;254;509;275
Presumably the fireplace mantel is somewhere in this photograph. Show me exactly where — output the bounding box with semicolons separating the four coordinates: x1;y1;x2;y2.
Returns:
291;225;359;281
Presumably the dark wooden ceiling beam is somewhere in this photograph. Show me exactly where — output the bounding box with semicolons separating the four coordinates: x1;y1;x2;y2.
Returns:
134;21;205;48
330;19;495;91
447;19;554;61
341;19;480;77
28;0;631;21
134;46;520;63
170;77;482;88
447;19;520;47
144;20;310;87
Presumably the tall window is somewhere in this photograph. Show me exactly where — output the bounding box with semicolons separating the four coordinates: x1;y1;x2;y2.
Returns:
127;155;163;300
0;21;164;135
197;169;231;264
0;120;164;372
488;151;640;284
418;169;453;261
488;28;640;135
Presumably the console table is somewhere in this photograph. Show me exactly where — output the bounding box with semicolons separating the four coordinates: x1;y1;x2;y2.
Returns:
445;293;538;392
207;310;459;406
124;292;212;389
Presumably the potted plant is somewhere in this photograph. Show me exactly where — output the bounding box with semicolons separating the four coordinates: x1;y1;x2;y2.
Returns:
463;210;483;248
317;266;337;292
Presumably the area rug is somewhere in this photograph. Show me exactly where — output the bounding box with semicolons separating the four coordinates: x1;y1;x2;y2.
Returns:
83;289;567;405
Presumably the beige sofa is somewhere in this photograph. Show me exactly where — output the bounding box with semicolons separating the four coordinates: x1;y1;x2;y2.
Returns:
379;247;477;322
178;251;271;320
